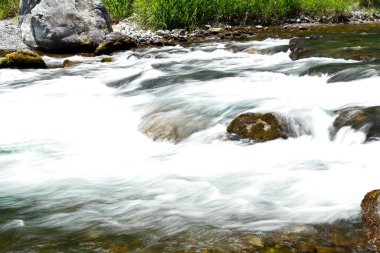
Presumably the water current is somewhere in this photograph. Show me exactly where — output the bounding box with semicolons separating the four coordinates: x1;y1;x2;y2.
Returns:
1;24;380;252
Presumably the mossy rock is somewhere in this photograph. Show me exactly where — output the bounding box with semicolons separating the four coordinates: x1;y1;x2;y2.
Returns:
101;57;113;63
227;112;298;142
333;106;380;141
0;50;47;69
95;36;137;56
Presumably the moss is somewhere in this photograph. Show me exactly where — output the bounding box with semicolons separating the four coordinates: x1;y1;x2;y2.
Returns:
101;57;113;63
227;113;288;141
0;50;47;69
79;41;98;52
263;245;296;253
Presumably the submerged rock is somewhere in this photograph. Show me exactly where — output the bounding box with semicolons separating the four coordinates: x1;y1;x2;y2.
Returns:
227;112;301;142
19;0;112;53
94;32;137;55
139;111;208;143
0;50;47;69
333;107;380;141
327;67;378;83
63;59;82;68
361;190;380;249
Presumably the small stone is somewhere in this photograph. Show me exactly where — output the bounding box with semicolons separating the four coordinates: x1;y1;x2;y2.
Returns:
209;27;223;35
256;25;263;29
205;25;211;30
63;59;82;68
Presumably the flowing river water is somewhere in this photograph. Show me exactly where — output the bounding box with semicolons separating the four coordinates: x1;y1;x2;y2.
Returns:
1;23;380;252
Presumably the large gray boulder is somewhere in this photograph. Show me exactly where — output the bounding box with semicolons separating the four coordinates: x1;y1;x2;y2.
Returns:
19;0;112;53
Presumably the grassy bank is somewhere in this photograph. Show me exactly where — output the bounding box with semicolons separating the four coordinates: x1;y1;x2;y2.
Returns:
1;0;380;30
134;0;358;29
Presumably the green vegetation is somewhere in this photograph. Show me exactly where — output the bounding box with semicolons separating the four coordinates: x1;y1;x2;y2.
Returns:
134;0;357;29
1;0;380;31
360;0;380;7
102;0;135;20
0;0;18;19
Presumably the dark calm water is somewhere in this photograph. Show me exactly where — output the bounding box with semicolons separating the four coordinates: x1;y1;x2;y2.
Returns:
0;23;380;252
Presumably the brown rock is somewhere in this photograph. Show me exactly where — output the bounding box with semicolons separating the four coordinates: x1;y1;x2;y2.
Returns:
227;112;300;142
95;33;137;56
333;106;380;141
361;190;380;248
63;60;82;68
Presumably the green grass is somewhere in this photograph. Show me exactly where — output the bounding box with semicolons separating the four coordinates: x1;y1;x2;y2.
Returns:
134;0;358;29
103;0;135;20
0;0;377;31
0;0;18;20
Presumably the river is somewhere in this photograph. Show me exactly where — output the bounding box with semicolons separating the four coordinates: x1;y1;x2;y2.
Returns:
0;24;379;252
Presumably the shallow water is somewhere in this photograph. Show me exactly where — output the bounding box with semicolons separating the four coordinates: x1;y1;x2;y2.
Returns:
1;26;380;252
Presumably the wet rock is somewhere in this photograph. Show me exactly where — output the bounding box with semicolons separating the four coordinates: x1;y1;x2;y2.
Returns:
227;112;301;142
19;0;112;53
101;57;113;63
361;190;380;249
0;50;47;69
327;67;378;83
95;33;137;55
140;111;208;143
333;107;380;141
63;59;82;68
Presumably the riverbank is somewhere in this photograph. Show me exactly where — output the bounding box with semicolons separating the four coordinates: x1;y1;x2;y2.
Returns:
1;6;380;56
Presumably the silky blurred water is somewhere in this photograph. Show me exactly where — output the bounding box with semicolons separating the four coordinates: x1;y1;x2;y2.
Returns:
0;34;380;251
